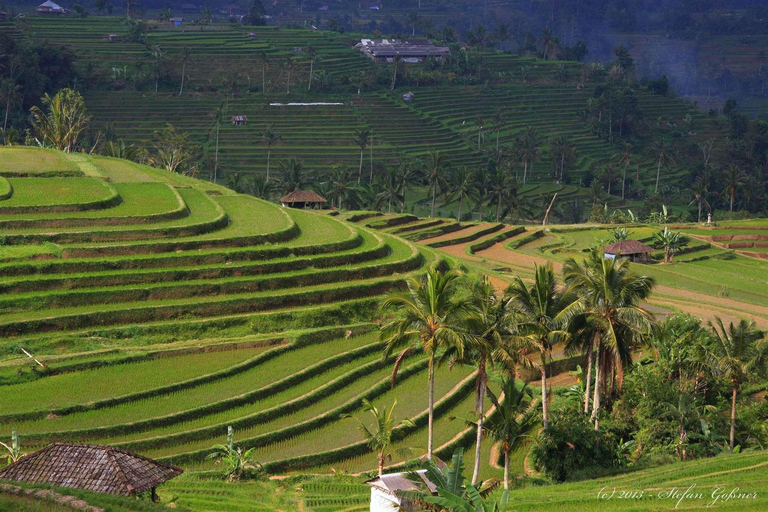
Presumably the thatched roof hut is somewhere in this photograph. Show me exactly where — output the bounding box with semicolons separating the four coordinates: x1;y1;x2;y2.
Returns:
604;240;654;263
0;443;182;498
280;190;327;209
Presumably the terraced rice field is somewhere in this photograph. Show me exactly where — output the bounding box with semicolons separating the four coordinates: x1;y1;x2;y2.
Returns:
0;147;503;478
360;214;768;331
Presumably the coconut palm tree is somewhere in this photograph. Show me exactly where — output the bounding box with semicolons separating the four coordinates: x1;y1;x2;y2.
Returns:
612;142;632;200
560;248;656;430
650;140;675;194
324;166;360;210
600;164;619;196
374;167;403;213
708;318;768;453
443;276;503;485
491;110;506;150
446;167;481;221
354;129;370;184
380;267;471;459
473;116;485;149
306;44;318;90
505;264;570;429
516;127;541;185
395;160;422;213
425;151;449;218
550;135;577;185
721;164;748;212
689;178;711;223
210;101;227;183
482;378;537;490
277;157;306;194
260;124;280;181
148;46;165;93
178;46;191;96
483;168;516;222
0;79;21;131
256;51;269;92
343;399;415;475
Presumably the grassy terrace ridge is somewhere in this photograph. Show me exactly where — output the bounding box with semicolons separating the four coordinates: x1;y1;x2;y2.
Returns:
0;147;82;176
0;183;188;229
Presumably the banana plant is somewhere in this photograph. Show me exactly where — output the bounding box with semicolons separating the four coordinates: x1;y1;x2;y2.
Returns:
0;430;21;465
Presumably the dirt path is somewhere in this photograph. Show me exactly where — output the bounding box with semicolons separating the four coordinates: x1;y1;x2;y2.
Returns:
442;234;768;329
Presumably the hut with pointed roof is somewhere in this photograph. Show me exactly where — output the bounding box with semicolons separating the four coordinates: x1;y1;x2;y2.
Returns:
604;240;654;263
0;443;182;501
280;190;327;209
35;1;69;15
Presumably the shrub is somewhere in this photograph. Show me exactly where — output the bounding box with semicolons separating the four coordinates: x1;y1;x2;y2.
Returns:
531;404;622;482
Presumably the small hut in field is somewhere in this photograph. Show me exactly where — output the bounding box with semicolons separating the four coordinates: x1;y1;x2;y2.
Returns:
604;240;654;263
280;190;327;209
0;443;182;501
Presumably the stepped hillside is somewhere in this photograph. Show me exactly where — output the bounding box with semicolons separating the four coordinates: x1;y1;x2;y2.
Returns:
0;17;714;193
0;146;500;476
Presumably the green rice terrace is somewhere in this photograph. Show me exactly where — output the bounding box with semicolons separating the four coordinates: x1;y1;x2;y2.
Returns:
0;146;765;511
0;16;717;194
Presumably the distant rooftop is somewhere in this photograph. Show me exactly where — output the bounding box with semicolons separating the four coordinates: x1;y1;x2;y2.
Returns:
356;38;450;59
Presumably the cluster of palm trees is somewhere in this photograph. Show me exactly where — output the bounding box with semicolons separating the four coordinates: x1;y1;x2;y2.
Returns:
378;249;657;489
372;253;768;490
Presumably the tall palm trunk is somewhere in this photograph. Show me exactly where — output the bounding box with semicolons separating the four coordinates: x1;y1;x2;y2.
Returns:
3;101;9;131
655;159;661;193
729;386;737;453
523;160;528;185
457;193;464;221
540;354;548;428
378;450;385;476
730;189;735;212
621;165;627;199
697;199;702;223
262;63;266;93
214;123;220;183
471;359;487;485
584;340;593;414
179;62;186;95
308;60;314;90
591;345;602;431
266;147;271;181
369;138;374;183
496;193;502;222
430;182;437;218
358;150;363;184
427;352;435;459
503;449;510;490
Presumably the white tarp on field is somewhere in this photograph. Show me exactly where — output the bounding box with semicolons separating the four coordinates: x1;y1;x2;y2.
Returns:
269;102;344;106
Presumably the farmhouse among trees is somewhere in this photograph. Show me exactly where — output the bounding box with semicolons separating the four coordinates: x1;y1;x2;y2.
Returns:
356;39;450;62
